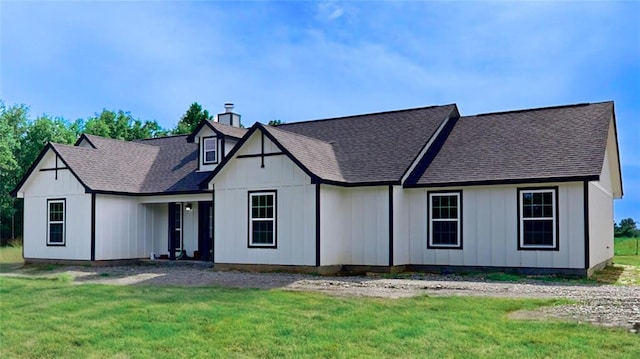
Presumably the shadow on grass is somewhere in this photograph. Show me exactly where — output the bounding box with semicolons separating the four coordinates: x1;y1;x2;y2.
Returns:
591;266;624;285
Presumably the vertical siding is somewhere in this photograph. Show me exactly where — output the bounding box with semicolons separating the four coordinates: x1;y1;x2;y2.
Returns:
21;150;91;260
392;186;410;265
213;131;316;266
319;185;389;266
405;182;585;269
95;195;151;260
150;203;168;256
182;202;198;256
319;185;345;265
589;183;614;267
587;140;615;268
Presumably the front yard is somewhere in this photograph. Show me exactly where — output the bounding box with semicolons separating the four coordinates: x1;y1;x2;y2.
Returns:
0;239;638;358
0;275;638;359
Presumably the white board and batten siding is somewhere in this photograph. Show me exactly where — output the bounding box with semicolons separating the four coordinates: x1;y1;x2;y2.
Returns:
320;185;389;266
588;141;617;267
212;130;316;266
18;149;92;260
93;195;152;260
94;194;209;260
397;182;586;269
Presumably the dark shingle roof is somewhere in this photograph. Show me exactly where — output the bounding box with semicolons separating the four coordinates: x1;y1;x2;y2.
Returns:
410;102;614;186
275;104;457;183
261;125;345;182
22;101;614;196
210;122;248;139
53;134;207;194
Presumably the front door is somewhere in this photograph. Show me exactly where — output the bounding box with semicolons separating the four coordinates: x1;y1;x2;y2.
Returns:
198;201;213;261
168;202;183;260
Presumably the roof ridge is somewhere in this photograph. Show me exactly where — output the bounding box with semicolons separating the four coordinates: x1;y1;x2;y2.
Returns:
263;124;335;146
472;102;601;117
81;133;166;149
277;104;456;126
134;134;189;141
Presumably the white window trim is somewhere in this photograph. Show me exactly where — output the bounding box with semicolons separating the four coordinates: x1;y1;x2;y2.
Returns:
428;191;462;248
47;199;65;246
518;188;557;249
248;191;277;248
203;137;218;164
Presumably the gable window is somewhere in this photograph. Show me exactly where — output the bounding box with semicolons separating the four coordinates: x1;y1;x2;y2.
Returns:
248;191;277;248
47;199;65;246
203;137;218;164
427;191;462;249
518;187;558;250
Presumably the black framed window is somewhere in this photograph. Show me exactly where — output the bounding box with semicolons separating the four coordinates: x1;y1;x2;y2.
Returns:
518;188;558;250
47;199;65;246
248;191;276;248
427;191;462;249
203;137;217;164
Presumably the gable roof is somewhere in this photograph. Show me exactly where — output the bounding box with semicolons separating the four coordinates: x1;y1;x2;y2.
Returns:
406;102;616;187
13;101;621;198
20;134;208;195
272;104;458;184
186;120;248;142
261;125;345;183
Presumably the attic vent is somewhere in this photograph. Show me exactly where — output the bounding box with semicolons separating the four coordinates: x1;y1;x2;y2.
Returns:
217;103;241;127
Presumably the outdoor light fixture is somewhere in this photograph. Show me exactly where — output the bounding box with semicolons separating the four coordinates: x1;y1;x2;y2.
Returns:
185;203;193;212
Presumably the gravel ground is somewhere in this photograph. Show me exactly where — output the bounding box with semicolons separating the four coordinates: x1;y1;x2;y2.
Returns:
3;263;639;332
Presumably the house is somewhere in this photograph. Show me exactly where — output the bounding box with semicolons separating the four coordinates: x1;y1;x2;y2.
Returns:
11;101;623;277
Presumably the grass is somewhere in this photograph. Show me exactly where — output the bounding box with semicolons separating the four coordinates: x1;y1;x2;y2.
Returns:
613;237;640;265
0;276;638;359
0;245;23;272
591;237;640;285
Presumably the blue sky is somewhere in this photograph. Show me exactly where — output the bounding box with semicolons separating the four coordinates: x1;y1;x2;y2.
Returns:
1;1;638;221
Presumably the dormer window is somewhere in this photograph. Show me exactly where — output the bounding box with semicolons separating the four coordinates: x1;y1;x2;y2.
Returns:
203;137;218;164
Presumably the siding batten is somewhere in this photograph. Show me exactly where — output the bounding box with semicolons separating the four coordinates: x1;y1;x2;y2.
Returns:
388;185;394;266
315;183;321;267
211;188;216;265
90;193;96;261
583;181;590;269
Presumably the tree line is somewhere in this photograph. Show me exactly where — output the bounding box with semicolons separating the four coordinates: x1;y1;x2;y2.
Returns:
0;101;212;243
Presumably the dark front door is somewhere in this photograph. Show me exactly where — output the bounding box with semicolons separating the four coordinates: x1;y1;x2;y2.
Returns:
168;202;183;260
198;201;213;262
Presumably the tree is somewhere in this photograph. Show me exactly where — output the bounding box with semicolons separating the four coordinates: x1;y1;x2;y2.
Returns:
17;115;76;170
173;102;213;134
0;101;170;244
80;109;168;140
615;218;638;238
267;120;285;126
0;102;29;244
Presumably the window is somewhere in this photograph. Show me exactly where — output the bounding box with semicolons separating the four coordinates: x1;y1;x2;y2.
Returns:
203;137;217;164
248;191;277;247
518;188;558;250
47;199;65;246
427;191;462;249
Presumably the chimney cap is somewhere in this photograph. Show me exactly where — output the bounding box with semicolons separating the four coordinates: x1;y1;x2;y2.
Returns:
224;103;234;113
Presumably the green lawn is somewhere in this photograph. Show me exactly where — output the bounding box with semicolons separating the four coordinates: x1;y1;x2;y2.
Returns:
614;237;640;266
0;276;638;359
1;241;638;358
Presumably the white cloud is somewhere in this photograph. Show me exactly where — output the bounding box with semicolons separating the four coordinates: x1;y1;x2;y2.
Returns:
317;1;344;21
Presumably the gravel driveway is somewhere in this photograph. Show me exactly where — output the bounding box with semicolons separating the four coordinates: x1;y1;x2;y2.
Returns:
3;263;639;332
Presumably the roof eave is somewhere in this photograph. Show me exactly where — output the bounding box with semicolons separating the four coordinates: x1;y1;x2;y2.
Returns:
403;175;600;189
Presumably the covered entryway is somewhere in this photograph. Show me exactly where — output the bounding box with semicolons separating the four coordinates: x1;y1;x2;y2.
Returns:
167;201;213;261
